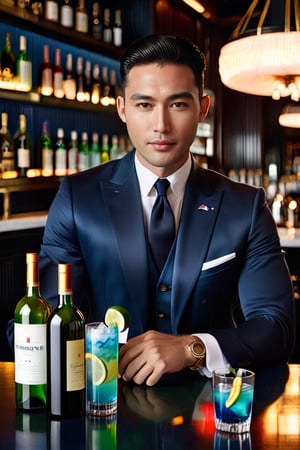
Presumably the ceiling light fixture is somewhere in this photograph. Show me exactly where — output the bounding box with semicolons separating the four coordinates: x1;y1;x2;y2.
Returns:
279;103;300;127
218;0;300;101
181;0;205;14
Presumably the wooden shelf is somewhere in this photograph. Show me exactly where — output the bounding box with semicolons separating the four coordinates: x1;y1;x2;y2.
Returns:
0;89;117;113
0;3;124;59
0;177;61;219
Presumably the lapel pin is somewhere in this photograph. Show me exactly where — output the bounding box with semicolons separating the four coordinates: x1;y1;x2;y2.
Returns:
198;204;214;211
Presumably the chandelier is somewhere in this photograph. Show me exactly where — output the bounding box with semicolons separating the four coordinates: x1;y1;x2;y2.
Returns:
218;0;300;101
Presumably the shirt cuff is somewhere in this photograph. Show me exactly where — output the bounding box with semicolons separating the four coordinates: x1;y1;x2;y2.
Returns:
192;333;228;378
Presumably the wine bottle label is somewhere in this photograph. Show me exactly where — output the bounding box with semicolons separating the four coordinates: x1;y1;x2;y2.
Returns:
103;28;112;43
68;148;78;172
45;1;59;21
17;147;30;168
61;5;73;27
1;140;15;172
113;27;122;47
14;323;47;385
42;148;54;172
18;60;32;92
78;152;89;171
90;152;101;167
53;72;64;98
76;12;88;33
63;79;76;100
66;339;85;391
55;149;67;175
41;68;53;96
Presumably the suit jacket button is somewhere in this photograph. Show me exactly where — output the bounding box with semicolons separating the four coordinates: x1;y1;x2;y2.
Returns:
158;313;165;319
159;284;169;292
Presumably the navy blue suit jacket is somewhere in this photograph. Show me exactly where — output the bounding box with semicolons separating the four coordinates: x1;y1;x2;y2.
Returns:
39;150;295;369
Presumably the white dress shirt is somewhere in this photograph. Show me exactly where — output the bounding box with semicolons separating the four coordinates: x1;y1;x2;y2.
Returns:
134;154;228;377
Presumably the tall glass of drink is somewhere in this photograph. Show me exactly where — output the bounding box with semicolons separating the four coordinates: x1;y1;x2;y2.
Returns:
86;322;118;416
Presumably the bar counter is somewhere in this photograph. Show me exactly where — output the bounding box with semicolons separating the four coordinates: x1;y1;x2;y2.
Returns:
1;362;300;449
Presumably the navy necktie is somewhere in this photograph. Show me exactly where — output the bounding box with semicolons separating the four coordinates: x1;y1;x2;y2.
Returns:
149;178;175;272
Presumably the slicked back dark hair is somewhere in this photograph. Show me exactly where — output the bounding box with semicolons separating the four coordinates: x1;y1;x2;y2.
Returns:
120;34;206;96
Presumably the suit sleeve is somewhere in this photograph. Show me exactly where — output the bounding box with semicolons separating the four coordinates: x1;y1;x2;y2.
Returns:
211;188;295;368
39;176;92;318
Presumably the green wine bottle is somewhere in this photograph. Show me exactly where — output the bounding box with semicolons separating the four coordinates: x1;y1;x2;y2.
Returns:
14;253;52;410
47;263;85;418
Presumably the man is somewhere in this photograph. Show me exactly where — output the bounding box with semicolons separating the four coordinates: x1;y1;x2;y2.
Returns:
39;34;294;386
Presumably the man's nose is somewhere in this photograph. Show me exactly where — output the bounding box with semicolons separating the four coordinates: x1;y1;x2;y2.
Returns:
153;106;171;134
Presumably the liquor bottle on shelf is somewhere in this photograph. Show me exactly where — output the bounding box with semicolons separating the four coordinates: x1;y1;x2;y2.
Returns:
63;53;76;100
90;132;101;167
0;112;15;177
75;0;88;34
45;0;59;22
54;128;67;176
40;120;54;177
17;0;32;9
31;0;43;16
92;2;102;40
0;31;16;84
78;131;89;171
40;44;53;97
109;69;117;106
53;48;64;99
100;66;111;106
110;135;120;160
90;63;101;104
76;56;86;102
101;133;110;163
103;8;112;44
84;60;92;102
113;9;122;47
67;130;79;174
47;263;85;418
16;35;32;92
14;253;52;411
13;114;32;178
61;0;74;28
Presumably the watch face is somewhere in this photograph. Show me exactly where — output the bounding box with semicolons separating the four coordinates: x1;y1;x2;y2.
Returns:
193;342;205;356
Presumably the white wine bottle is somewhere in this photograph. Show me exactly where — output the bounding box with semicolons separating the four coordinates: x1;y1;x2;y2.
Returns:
47;264;85;418
0;112;15;176
14;253;52;411
13;113;32;178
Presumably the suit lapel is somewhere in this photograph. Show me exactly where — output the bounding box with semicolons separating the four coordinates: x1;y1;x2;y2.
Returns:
100;152;150;326
171;166;224;330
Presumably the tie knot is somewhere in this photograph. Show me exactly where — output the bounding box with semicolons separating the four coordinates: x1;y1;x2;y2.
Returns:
154;178;170;197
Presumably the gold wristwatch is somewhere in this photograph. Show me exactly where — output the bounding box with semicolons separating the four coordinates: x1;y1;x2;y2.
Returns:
188;337;206;370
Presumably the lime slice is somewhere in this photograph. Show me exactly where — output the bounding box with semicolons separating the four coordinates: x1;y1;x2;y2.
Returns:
104;306;131;332
86;353;107;385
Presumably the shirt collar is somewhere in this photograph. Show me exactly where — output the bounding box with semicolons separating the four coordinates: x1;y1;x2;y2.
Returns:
135;153;192;198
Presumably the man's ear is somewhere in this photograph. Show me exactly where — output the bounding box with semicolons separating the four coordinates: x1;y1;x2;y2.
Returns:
117;96;126;123
199;95;210;122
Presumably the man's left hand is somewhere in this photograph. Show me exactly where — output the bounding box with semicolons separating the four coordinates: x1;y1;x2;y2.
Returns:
119;330;197;386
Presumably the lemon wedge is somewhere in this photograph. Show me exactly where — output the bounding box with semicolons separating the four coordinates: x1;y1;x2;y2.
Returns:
104;306;131;332
225;369;243;408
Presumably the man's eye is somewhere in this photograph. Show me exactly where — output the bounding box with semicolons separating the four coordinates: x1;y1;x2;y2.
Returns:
171;102;187;108
137;102;151;109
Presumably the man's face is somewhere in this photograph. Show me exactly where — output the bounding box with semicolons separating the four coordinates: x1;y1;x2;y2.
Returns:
117;63;210;177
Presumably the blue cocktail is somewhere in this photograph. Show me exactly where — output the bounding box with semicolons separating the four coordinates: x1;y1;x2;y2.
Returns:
86;322;119;416
213;369;255;433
